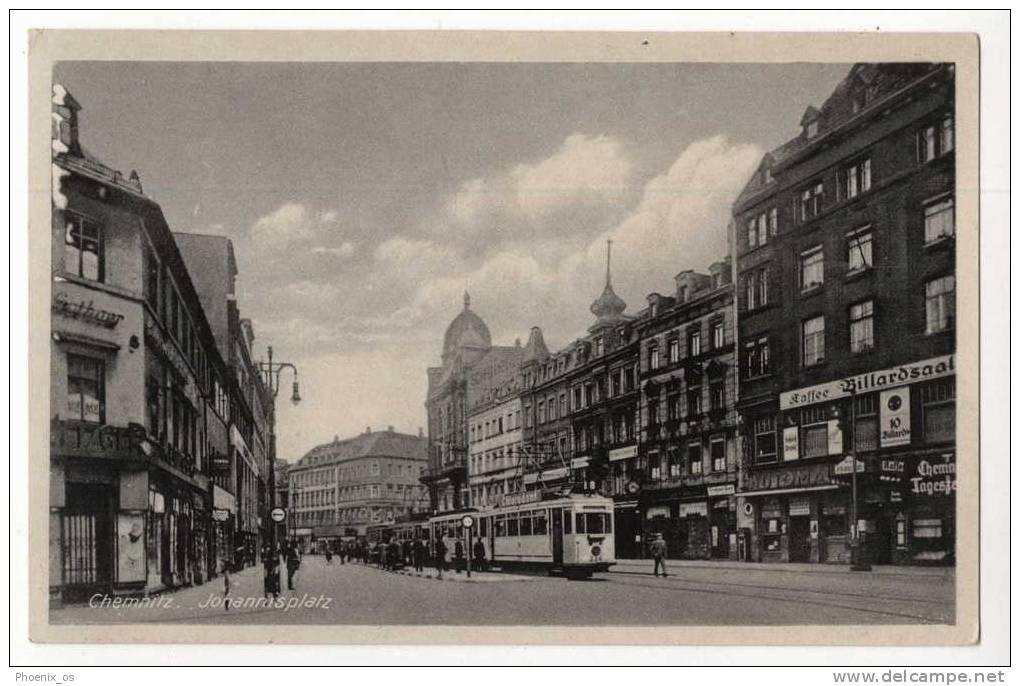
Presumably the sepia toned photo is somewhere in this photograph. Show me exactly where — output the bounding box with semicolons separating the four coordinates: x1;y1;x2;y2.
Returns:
27;29;980;646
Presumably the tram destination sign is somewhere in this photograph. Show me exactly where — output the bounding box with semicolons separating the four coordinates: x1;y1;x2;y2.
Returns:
780;354;954;410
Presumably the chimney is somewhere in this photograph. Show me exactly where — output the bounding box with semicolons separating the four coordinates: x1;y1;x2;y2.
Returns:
365;426;372;434
51;84;82;157
418;427;424;438
333;435;339;443
387;425;394;433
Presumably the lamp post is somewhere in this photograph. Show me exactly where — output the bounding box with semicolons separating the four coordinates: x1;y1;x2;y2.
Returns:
258;345;301;559
835;391;871;572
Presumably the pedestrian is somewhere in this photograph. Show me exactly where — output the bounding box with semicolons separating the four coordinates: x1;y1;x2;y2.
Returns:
650;533;668;578
454;538;465;573
402;539;412;567
389;539;401;570
412;536;425;573
435;536;448;579
263;551;280;599
325;544;333;564
222;566;231;611
473;537;487;572
285;539;301;590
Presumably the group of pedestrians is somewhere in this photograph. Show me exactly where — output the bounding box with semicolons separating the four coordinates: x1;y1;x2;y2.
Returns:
261;538;303;599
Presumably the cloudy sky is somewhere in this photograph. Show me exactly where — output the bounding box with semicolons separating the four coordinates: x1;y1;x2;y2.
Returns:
54;61;850;462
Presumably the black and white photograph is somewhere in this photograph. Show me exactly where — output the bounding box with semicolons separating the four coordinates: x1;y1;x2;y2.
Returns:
18;21;1003;663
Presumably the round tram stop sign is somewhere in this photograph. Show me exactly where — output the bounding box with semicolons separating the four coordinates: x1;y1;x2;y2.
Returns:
461;514;475;529
270;507;287;523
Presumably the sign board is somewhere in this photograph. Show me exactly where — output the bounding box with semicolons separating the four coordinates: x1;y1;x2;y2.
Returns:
271;507;287;523
570;456;591;469
498;490;542;508
788;497;811;516
880;387;912;447
833;455;866;476
51;420;145;460
910;454;956;497
211;509;230;522
827;420;843;455
707;484;736;497
461;514;475;529
677;502;708;518
780;354;954;410
742;462;832;493
609;445;638;461
782;426;800;461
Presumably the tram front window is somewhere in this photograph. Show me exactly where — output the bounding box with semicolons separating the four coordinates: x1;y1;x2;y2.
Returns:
584;513;611;534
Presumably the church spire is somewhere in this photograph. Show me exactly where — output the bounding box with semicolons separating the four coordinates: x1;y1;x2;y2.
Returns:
464;290;471;310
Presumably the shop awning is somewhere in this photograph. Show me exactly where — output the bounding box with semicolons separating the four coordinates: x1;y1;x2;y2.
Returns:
738;484;840;498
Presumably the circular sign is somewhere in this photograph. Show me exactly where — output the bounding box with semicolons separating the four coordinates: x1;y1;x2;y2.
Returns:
270;507;286;523
625;480;640;495
742;502;754;516
461;514;475;529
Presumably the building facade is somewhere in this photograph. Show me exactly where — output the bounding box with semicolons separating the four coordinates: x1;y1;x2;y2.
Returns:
734;63;956;565
635;260;740;561
423;293;522;513
467;379;524;508
50;88;231;600
289;427;428;551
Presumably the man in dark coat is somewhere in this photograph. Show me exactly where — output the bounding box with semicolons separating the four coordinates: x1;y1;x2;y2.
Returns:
473;538;487;572
434;536;448;579
412;537;425;573
285;539;301;590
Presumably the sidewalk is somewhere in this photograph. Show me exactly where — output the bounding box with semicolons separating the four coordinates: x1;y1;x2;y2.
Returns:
611;557;955;578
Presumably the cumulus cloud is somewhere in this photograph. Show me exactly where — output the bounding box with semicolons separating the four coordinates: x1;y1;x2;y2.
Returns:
250;203;317;246
311;242;355;258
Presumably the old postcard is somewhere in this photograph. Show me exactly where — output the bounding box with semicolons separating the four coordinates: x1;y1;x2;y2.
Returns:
27;29;979;645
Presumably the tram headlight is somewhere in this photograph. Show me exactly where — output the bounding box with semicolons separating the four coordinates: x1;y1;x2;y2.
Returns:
590;544;602;559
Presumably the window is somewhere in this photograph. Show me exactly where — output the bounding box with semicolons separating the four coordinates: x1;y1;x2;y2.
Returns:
667;394;680;422
647;399;660;427
745;266;770;311
686;382;702;418
854;394;878;452
649;452;661;480
744;335;771;378
757;212;768;246
746;209;777;248
768;207;778;237
842;158;872;199
64;213;103;281
922;378;955;443
649;345;660;370
687;443;703;476
668;338;680;364
802;315;825;366
668;448;681;478
800;406;829;458
593;337;604;357
710;381;725;412
925;275;955;333
746;218;758;249
67;354;105;423
849;300;875;353
847;227;873;272
799;182;824;221
805;119;819;138
687;327;701;357
918;114;954;162
537;401;545;424
913;518;943;539
145;246;160;311
800;245;824;290
533;511;547;536
711;319;725;349
711;438;726;472
924;197;955;243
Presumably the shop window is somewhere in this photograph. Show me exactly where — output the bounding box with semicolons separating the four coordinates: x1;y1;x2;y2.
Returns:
67;354;105;423
754;416;777;464
913;518;943;539
922;378;956;443
762;518;782;552
924;196;955;244
822;510;847;536
925;275;955;334
800;245;825;291
64;212;104;282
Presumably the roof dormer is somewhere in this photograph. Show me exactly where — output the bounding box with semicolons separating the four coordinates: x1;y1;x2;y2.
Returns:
801;105;820;139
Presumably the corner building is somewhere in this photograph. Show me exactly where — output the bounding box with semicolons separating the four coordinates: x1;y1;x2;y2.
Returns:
734;64;956;565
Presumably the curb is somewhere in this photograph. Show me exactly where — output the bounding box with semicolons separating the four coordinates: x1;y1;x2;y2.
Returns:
608;562;954;579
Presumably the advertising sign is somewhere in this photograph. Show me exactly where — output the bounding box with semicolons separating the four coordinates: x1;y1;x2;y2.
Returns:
742;462;832;493
910;454;956;497
780;354;954;410
609;445;638;462
116;512;147;583
880;387;912;447
271;507;287;522
782;426;800;461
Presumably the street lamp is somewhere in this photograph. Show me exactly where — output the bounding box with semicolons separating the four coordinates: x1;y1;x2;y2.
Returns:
259;345;301;558
834;392;871;572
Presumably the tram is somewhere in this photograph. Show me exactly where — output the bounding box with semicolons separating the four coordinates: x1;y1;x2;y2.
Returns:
429;491;615;579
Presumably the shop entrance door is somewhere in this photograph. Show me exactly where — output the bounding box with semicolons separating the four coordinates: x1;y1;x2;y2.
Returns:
60;484;115;599
788;516;811;562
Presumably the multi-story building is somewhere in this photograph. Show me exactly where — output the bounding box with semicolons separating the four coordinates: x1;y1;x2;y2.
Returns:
423;293;522;513
50;88;232;600
635;259;739;561
175;233;274;571
466;376;523;508
289;427;428;551
734;63;956;565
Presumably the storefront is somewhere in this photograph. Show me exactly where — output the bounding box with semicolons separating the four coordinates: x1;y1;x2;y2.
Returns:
639;487;737;560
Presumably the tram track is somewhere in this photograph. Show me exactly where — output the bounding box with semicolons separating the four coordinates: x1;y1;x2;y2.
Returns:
602;572;951;624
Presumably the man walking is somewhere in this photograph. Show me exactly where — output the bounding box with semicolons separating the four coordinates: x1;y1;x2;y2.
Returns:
285;539;302;590
412;536;425;573
650;533;668;578
435;535;448;579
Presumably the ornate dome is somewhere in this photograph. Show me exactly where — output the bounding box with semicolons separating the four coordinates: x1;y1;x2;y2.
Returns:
590;240;627;330
442;292;492;362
